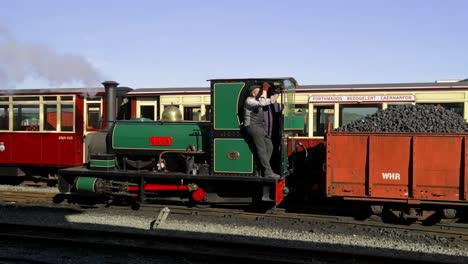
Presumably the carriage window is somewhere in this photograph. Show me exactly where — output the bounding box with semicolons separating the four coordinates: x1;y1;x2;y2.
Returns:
13;97;39;101
43;96;57;101
0;106;9;130
313;106;334;136
44;104;58;131
295;104;309;135
13;105;40;131
184;106;201;121
87;104;101;130
340;104;380;126
61;104;74;131
140;105;155;120
417;103;464;117
61;96;73;101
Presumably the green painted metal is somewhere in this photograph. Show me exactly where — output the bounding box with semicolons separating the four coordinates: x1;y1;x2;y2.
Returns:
112;122;209;151
214;139;253;173
90;159;115;168
213;82;245;130
75;177;97;192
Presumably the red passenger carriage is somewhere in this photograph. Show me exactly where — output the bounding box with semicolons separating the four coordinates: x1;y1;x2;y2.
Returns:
0;86;131;179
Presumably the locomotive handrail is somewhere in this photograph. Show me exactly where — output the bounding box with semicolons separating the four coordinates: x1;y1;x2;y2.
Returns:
158;150;205;162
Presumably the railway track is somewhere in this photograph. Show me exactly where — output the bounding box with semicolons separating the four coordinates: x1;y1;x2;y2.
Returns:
124;203;468;243
0;222;460;264
1;189;468;242
1;188;468;263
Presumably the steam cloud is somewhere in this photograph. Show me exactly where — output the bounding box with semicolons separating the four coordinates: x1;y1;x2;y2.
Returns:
0;24;103;88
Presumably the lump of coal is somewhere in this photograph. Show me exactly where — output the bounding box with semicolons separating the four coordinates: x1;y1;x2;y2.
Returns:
335;104;468;133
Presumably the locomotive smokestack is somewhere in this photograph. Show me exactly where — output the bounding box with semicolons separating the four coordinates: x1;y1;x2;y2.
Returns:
102;80;119;130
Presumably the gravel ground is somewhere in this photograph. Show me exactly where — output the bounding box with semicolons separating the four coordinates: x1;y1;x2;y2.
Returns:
0;184;58;193
0;203;467;263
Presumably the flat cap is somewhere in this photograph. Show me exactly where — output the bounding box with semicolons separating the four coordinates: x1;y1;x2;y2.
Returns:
249;85;261;92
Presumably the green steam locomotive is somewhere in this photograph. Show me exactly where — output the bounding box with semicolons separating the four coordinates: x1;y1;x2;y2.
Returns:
59;78;304;208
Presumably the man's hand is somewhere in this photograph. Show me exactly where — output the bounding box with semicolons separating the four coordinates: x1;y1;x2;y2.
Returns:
262;82;271;92
271;93;280;103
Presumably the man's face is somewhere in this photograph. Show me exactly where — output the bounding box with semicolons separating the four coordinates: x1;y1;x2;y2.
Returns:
251;88;260;97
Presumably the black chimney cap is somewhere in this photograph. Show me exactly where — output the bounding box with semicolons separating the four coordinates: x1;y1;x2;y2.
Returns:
102;81;119;86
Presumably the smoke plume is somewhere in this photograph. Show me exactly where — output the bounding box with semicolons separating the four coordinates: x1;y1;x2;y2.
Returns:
0;24;103;88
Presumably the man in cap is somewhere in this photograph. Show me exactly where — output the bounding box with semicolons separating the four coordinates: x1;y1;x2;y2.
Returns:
243;82;280;179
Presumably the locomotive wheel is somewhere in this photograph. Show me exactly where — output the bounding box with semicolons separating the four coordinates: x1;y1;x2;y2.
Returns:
58;175;71;193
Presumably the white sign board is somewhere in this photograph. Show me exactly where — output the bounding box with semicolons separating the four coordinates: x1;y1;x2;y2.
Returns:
309;94;415;103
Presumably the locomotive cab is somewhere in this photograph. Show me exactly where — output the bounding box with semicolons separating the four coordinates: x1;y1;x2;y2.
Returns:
210;78;303;178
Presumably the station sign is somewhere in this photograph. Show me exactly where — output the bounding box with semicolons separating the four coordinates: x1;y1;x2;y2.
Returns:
309;94;415;103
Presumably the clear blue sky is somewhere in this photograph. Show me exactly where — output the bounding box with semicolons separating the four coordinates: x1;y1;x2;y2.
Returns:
1;0;467;88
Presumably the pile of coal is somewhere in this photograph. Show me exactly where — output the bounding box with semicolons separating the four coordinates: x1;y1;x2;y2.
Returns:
335;104;468;133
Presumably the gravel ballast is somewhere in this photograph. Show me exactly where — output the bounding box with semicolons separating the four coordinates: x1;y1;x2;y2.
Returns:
0;203;466;263
0;184;58;193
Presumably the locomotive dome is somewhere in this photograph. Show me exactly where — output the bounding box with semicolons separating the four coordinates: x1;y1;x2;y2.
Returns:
161;105;183;121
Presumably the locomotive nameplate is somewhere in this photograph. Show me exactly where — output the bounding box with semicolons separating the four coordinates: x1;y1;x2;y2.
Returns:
227;151;240;160
149;136;173;146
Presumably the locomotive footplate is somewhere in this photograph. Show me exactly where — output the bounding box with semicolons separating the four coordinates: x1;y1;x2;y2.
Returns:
59;166;287;207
